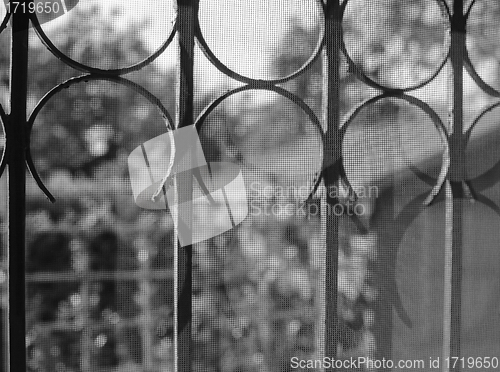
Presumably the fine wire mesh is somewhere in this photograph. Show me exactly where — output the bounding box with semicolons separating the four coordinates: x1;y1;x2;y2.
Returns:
25;1;177;371
0;0;499;371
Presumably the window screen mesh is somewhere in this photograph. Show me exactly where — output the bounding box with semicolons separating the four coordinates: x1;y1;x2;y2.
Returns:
0;0;498;371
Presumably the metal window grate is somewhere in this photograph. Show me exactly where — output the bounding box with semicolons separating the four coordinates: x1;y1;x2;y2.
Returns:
1;0;499;371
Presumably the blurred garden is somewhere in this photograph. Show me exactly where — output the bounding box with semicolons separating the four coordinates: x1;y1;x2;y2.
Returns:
0;0;499;371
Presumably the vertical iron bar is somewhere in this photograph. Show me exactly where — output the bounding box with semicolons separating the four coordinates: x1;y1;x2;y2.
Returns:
8;1;31;371
323;0;341;369
176;1;197;370
448;1;465;369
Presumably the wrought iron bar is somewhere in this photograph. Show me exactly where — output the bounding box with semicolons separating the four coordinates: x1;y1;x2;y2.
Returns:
447;0;466;369
323;0;342;369
175;1;198;370
8;2;31;371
